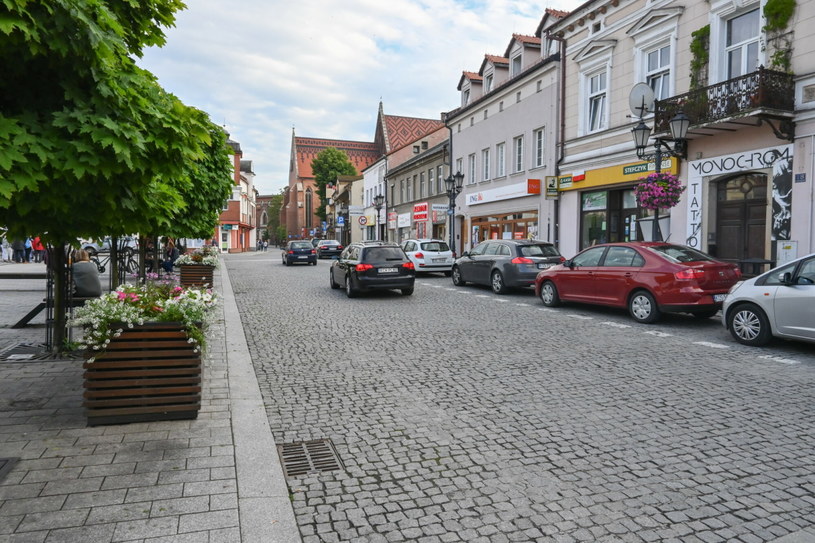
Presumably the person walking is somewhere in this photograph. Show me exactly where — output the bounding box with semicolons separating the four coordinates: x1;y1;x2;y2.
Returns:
11;239;25;263
24;237;32;262
0;234;10;262
32;236;45;263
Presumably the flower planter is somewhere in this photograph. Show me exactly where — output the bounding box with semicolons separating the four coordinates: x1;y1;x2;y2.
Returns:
179;264;214;288
83;322;201;426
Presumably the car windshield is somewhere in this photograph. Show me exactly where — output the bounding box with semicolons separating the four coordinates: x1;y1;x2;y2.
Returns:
648;244;713;263
291;242;311;249
520;244;560;257
420;241;450;252
364;247;405;261
320;241;339;246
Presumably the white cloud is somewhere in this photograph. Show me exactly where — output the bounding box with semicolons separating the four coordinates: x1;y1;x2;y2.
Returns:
138;0;584;194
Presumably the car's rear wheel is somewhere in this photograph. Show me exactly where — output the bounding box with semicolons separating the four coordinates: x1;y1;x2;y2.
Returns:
629;290;660;323
451;266;466;286
401;287;414;296
728;303;772;346
692;309;719;319
491;271;507;294
345;276;357;298
540;281;560;307
329;270;339;289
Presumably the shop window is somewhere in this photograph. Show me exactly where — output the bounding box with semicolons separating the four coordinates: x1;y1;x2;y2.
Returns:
580;189;640;249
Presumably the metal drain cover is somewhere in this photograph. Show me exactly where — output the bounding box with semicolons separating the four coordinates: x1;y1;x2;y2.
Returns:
0;458;18;482
277;439;343;478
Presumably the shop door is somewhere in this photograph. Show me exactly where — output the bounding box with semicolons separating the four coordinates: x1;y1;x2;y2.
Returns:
715;174;767;269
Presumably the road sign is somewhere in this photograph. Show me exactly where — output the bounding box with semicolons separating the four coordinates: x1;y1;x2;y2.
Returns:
337;216;345;226
358;216;368;226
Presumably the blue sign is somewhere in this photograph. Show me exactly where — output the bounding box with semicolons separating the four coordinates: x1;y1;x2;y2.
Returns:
337;216;345;226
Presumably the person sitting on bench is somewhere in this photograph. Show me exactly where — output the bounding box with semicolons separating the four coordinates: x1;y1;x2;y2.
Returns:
72;249;102;297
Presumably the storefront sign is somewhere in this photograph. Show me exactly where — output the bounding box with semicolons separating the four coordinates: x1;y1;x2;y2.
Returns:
413;202;429;221
397;213;412;228
466;180;540;206
387;212;397;229
545;176;559;198
558;158;678;192
348;205;363;216
431;204;448;223
686;144;792;249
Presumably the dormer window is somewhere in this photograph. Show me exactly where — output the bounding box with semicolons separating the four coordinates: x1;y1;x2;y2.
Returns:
485;73;494;92
462;89;470;106
511;55;522;76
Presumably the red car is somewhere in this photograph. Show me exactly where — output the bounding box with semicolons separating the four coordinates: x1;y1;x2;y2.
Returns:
534;242;741;323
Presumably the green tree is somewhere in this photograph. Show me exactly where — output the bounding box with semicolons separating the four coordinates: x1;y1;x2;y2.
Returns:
311;147;357;222
266;190;284;244
0;0;222;349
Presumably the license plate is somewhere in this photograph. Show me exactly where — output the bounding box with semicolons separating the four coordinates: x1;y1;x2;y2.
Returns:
537;263;553;269
713;294;727;302
298;256;307;259
432;258;446;263
379;267;397;273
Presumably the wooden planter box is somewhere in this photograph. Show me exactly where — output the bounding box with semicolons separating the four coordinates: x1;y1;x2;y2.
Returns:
83;322;201;426
179;264;215;288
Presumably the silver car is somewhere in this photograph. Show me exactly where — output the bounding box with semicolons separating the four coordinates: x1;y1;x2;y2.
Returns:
722;253;815;346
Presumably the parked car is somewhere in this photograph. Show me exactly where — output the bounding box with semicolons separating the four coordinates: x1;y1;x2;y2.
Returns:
82;236;138;256
329;241;415;297
722;253;815;346
400;239;454;275
535;242;742;323
451;239;563;294
282;240;316;266
316;240;343;259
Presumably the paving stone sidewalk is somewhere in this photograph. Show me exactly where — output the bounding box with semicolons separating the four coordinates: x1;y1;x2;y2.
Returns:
0;259;300;542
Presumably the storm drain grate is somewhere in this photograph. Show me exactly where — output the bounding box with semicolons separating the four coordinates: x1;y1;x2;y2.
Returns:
0;458;18;483
277;439;343;478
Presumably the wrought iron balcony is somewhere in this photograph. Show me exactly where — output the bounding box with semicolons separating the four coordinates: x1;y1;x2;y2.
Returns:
654;67;794;136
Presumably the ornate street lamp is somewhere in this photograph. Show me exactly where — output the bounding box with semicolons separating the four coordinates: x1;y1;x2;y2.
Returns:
373;193;384;241
631;111;689;241
444;171;465;257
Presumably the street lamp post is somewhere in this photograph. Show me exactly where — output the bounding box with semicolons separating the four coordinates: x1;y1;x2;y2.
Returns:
373;193;384;241
631;111;690;241
444;171;465;257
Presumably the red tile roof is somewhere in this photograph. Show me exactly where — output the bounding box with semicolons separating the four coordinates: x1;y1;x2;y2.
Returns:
547;8;570;18
458;71;483;91
294;137;379;179
484;54;509;65
513;33;542;45
380;115;445;154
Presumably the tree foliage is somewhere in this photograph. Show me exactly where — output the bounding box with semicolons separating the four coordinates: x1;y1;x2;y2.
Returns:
265;190;284;242
311;147;357;222
0;0;221;243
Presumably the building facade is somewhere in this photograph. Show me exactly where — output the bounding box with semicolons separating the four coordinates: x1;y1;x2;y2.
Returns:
216;141;256;253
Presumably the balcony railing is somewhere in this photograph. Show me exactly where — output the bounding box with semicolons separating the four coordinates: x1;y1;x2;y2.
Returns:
654;67;794;133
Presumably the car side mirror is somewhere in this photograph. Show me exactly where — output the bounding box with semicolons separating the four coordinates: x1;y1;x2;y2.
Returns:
563;259;574;269
461;251;469;258
782;272;794;285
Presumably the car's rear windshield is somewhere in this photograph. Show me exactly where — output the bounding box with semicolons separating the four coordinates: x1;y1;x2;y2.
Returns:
420;241;450;252
648;244;713;263
363;247;405;261
520;244;560;257
291;242;311;249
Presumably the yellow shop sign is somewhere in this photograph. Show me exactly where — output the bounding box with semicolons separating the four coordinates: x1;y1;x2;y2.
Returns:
558;157;678;191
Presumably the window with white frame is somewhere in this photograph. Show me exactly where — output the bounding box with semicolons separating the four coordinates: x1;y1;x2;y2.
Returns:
399;180;404;203
534;128;544;168
587;70;607;132
511;55;522;77
646;44;671;100
726;8;760;79
513;136;524;173
428;168;434;195
496;142;506;177
462;89;470;106
468;154;476;184
419;172;425;198
481;149;490;181
485;73;493;92
437;165;444;193
407;177;413;201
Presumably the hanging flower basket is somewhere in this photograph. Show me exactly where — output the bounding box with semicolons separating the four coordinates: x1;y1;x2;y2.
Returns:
634;172;686;210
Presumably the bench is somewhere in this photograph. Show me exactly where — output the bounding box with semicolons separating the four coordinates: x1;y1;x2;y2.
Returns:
13;296;96;328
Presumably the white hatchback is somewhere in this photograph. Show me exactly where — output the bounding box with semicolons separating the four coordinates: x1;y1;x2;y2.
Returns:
400;239;454;276
722;253;815;346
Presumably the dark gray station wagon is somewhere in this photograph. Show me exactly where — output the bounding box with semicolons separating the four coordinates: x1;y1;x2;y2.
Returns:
452;239;563;294
330;242;416;297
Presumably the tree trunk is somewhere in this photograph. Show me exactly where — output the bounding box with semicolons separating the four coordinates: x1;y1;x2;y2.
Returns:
49;244;68;352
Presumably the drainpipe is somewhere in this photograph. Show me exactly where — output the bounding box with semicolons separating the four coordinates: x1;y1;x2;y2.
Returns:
547;32;567;252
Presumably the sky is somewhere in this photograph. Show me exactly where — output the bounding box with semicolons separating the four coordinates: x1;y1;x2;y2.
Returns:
138;0;586;195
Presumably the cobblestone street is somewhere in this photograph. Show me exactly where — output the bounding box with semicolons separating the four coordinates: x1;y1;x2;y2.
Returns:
228;253;815;543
